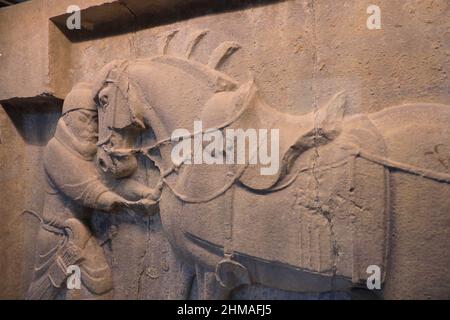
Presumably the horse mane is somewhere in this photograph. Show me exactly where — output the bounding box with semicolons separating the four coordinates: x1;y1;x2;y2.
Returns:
161;29;242;71
92;30;243;101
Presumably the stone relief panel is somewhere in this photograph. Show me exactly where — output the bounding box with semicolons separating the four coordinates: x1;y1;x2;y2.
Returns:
1;0;449;300
24;32;450;299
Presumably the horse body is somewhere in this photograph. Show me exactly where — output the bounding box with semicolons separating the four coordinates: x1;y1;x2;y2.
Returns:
93;53;450;299
159;110;389;298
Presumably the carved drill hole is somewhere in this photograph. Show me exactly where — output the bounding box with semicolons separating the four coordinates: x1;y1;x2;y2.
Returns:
98;158;108;172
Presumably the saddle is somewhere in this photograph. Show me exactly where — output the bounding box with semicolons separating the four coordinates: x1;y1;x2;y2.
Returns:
165;78;349;205
231;86;348;191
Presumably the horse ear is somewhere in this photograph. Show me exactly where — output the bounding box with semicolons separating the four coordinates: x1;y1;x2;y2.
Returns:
126;81;146;129
92;59;127;98
315;91;347;129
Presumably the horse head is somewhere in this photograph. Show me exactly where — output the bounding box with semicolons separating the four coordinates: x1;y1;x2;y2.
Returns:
92;59;142;178
91;34;245;179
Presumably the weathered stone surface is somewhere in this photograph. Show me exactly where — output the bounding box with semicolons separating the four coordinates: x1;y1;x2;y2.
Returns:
0;0;449;299
0;0;112;101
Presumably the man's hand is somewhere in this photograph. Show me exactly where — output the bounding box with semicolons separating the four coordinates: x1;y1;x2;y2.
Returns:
123;198;159;215
141;179;164;201
98;191;159;215
97;192;129;212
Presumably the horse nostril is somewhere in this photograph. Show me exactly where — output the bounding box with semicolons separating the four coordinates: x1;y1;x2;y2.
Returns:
98;158;108;172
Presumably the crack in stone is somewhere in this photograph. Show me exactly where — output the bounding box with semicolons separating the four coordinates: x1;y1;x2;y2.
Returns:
119;0;138;21
136;133;154;299
107;222;118;298
308;0;339;296
135;215;152;299
119;1;139;56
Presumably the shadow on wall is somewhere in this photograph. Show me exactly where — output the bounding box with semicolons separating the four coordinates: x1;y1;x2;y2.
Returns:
1;97;62;146
51;0;288;42
0;98;61;298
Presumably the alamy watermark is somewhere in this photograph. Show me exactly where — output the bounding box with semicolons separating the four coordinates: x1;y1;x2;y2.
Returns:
66;5;81;30
66;4;382;31
171;121;280;176
66;265;81;290
367;5;382;30
366;265;381;290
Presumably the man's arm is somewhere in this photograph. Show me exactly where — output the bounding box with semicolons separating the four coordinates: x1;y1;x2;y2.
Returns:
108;177;163;202
44;139;129;212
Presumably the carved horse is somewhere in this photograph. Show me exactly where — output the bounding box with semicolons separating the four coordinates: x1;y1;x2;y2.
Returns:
91;37;450;299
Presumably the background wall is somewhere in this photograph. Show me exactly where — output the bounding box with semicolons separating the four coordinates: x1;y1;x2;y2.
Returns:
0;0;449;299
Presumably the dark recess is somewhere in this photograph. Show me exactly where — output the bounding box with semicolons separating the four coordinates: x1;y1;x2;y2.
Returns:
51;0;287;42
1;96;63;146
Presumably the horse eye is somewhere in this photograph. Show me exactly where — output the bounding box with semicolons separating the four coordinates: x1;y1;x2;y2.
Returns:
99;96;109;108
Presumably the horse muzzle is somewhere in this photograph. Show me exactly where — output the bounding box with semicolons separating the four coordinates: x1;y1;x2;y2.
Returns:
96;147;138;179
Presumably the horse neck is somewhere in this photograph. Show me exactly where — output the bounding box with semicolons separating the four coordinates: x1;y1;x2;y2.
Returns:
142;100;203;172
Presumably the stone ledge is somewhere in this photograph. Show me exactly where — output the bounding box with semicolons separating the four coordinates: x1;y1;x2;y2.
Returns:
0;0;283;102
0;1;116;101
51;0;284;41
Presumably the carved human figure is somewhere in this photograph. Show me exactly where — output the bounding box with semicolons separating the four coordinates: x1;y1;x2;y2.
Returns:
26;83;160;300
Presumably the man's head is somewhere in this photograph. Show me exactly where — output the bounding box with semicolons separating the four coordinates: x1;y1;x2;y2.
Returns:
62;82;98;143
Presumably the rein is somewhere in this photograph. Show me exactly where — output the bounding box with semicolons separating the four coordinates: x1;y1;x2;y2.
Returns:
99;74;257;204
